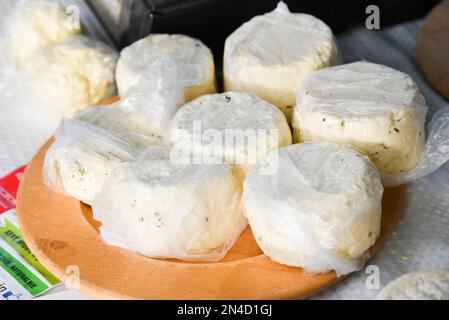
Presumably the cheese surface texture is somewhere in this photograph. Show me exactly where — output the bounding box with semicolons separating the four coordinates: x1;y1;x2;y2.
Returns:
224;2;339;120
116;34;216;99
27;36;118;116
242;142;383;276
43;119;142;205
92;146;246;261
378;271;449;300
169;92;292;180
293;61;427;177
3;0;82;64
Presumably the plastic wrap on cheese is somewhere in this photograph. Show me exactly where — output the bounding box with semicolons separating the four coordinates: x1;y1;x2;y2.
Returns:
224;1;339;120
119;57;188;137
377;270;449;300
116;34;216;99
92;146;247;261
24;35;118;117
76;102;163;149
242;142;383;276
1;0;82;64
169;91;292;181
43;119;143;205
0;0;85;130
293;61;449;187
115;34;216;135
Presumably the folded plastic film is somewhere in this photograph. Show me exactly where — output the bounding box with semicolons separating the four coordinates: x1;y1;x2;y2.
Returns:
75;102;164;148
383;106;449;187
243;144;383;276
93;146;247;262
120;54;208;137
0;0;117;131
43;119;143;204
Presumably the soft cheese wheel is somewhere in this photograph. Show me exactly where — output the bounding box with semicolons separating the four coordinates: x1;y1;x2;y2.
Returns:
378;271;449;300
92;146;246;261
242;142;383;276
169;92;292;180
28;36;118;116
43;119;142;205
224;2;339;120
3;0;82;63
293;61;427;177
76;103;163;148
116;34;216;99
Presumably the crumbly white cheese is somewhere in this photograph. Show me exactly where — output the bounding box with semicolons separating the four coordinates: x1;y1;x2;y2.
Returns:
92;146;247;261
76;103;163;148
43;119;142;205
242;142;383;276
116;34;216;99
293;61;427;178
224;2;339;120
3;0;82;64
169;92;292;181
26;36;118;116
378;271;449;300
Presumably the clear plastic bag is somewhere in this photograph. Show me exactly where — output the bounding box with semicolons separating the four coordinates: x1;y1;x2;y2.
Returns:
43;119;143;205
382;106;449;187
120;57;187;137
0;1;117;129
92;146;247;261
75;101;163;149
243;143;383;276
1;0;83;65
116;34;217;137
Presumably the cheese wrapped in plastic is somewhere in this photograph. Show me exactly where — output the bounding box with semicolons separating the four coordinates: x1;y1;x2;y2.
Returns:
118;57;189;137
43;119;143;205
169;92;292;181
242;142;383;276
224;2;339;120
92;146;246;261
114;34;216;136
116;34;216;99
293;61;449;186
378;270;449;300
76;102;163;148
2;0;82;64
25;36;118;117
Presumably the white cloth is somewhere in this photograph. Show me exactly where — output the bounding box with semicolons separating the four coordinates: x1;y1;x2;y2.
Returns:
0;3;448;299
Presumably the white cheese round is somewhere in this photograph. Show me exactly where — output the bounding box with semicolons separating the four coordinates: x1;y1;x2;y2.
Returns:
43;119;142;205
116;34;216;99
293;61;427;178
26;36;118;117
169;91;292;181
242;142;383;276
378;271;449;300
3;0;82;64
92;146;247;261
224;2;339;120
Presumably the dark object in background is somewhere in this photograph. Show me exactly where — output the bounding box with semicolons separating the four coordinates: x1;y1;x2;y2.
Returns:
87;0;440;77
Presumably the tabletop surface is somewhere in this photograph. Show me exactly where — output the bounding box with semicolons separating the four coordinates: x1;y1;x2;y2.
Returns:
0;1;448;300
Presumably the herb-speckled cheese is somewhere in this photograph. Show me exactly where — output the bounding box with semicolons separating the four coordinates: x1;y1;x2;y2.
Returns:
92;146;247;261
293;61;427;177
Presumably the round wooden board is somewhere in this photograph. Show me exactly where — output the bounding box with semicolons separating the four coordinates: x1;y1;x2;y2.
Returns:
417;0;449;101
16;134;406;300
